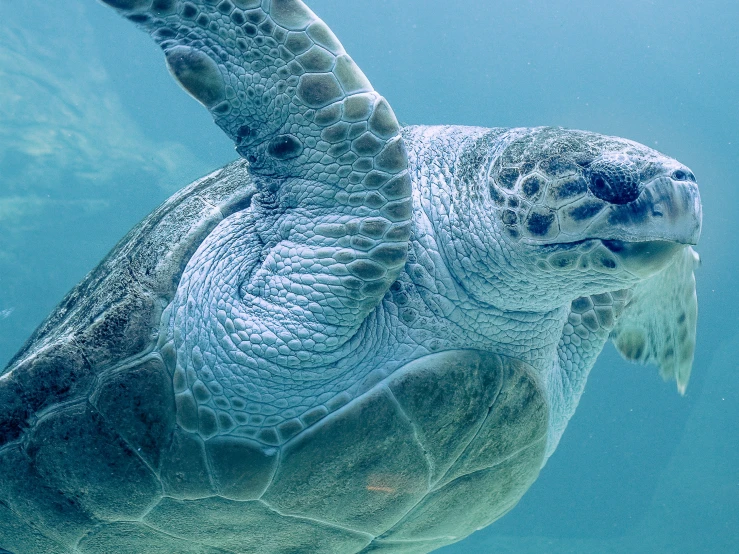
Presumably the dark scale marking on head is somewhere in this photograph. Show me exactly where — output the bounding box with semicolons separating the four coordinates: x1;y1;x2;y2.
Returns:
502;210;518;226
521;175;545;198
521;161;536;174
507;196;519;208
527;210;555;236
497;168;519;189
540;156;578;177
569;200;603;221
553;176;588;200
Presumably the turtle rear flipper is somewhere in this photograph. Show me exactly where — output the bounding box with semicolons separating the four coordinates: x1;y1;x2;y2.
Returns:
611;246;700;394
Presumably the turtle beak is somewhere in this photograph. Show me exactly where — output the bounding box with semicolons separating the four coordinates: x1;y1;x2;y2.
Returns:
598;174;702;246
589;173;702;277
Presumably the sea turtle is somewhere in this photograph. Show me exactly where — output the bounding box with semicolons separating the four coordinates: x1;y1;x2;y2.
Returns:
0;1;702;553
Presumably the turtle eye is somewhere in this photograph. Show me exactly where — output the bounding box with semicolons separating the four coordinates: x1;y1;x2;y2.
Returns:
671;169;695;182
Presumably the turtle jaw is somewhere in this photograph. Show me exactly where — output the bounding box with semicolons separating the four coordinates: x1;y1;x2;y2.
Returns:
537;172;701;276
600;239;686;278
589;174;702;246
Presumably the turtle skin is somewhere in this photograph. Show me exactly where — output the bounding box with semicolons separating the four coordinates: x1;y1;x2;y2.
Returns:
0;161;547;554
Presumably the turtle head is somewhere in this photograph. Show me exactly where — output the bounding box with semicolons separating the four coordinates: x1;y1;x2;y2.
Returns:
477;127;702;311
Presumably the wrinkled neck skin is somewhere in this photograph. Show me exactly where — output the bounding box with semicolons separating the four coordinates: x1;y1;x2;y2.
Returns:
165;125;622;450
400;125;570;364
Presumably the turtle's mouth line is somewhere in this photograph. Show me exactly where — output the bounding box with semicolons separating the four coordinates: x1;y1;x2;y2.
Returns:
546;237;695;251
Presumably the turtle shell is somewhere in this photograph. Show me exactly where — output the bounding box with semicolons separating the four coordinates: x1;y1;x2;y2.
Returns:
0;164;547;554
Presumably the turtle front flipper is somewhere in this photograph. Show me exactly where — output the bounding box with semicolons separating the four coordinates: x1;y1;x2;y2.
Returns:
100;0;412;333
610;246;700;394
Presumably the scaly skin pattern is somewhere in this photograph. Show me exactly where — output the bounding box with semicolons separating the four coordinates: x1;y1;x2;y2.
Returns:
163;123;701;452
0;125;701;553
0;1;703;553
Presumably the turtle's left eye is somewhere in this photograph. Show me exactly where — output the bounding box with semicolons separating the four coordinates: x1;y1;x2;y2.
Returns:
672;169;695;182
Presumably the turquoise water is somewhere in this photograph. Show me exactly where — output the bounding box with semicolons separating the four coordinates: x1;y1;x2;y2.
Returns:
0;1;736;552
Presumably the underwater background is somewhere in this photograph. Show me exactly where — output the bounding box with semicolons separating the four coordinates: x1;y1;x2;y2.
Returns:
0;1;736;552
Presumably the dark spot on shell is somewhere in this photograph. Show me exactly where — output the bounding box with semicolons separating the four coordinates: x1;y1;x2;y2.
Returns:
527;210;555;236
